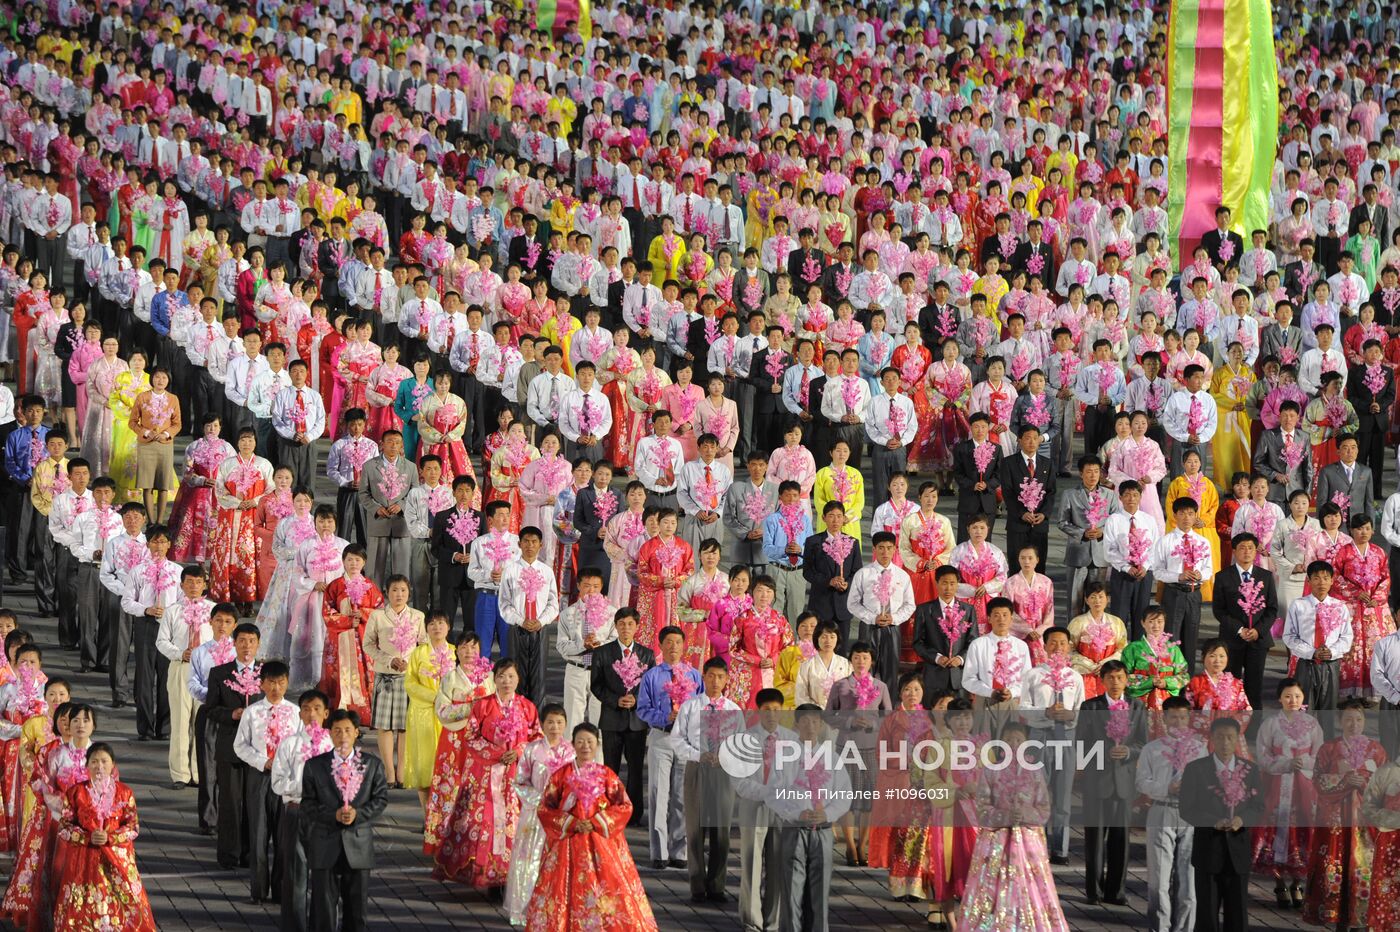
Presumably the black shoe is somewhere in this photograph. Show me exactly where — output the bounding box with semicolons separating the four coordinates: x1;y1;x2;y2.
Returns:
1104;896;1128;906
667;858;686;869
1049;855;1070;866
248;897;263;906
1085;895;1099;906
110;700;126;710
1290;884;1304;908
93;665;109;673
170;782;188;790
198;825;215;836
650;860;664;870
706;892;730;904
1274;884;1289;907
135;734;149;742
78;666;90;674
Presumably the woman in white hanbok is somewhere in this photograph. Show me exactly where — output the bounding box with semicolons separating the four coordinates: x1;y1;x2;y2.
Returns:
503;715;576;926
256;491;318;661
286;509;349;691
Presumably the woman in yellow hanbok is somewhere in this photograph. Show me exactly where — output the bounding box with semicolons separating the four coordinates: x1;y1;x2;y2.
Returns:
333;179;364;224
548;192;579;238
679;234;714;294
200;229;234;302
812;438;866;538
329;77;363;125
108;352;151;503
818;193;852;254
404;612;452;808
540;299;583;375
1165;449;1220;599
747;181;780;249
1208;342;1256;489
544;92;577;139
646;217;689;282
772;614;817;708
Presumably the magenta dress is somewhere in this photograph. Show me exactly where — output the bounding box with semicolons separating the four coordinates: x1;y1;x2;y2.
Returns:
705;594;753;667
66;338;102;428
365;362;410;442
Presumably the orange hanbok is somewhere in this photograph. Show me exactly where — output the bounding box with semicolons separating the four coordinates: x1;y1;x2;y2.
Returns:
318;574;384;721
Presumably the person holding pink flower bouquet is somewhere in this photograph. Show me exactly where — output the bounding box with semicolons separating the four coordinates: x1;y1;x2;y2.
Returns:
1330;513;1396;696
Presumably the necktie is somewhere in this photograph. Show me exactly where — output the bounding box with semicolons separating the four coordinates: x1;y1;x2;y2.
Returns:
763;732;776;783
469;332;479;369
1242;570;1251;585
294;389;307;434
1314;605;1327;649
723;208;731;239
704;464;717;508
1027;457;1035;478
993;639;1009;691
632;177;640;209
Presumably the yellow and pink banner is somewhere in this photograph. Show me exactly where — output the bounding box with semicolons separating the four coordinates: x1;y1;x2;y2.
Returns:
1167;0;1277;264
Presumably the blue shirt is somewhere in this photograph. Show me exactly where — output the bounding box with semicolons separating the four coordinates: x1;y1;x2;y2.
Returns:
3;424;48;482
637;662;703;730
761;508;814;565
149;289;187;337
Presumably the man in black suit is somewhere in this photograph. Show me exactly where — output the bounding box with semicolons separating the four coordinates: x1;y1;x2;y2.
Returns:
1211;532;1277;712
1180;718;1264;932
205;620;263;870
506;215;548;286
572;468;615;590
1349;183;1389;245
917;280;959;355
1012;220;1056;285
1199;206;1245;270
820;242;857;307
786;228;826;293
978;214;1018;267
606;257;637;334
1074;661;1148;905
999;424;1056;569
302;709;390;932
805;350;841;471
590;608;653;822
685;296;724;384
1346;339;1395;497
802;501;862;647
430;476;481;640
952;413;1001;541
746;328;789;453
910;566;974;697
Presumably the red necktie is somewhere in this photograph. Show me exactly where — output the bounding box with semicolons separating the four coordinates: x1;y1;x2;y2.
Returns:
1027;457;1035;478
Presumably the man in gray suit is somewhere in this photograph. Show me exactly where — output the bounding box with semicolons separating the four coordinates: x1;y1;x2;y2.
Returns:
720;455;779;572
1314;433;1374;521
302;709;389;932
1057;456;1121;620
357;430;419;588
1251;401;1313;505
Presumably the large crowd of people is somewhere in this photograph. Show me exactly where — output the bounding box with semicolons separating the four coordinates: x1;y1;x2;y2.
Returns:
1;0;1400;930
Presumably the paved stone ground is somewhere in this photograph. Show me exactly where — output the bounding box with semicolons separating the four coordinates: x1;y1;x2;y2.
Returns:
0;439;1353;931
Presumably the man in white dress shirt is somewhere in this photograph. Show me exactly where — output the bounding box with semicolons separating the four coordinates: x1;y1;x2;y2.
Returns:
820;350;871;470
673;659;743;903
154;566;214;789
1282;561;1354;714
962;597;1034;723
1135;696;1207;932
497;527;560;710
120;526;183;743
557;361;612;465
525;346;576;439
224;328;270;437
231;660;295;903
846;533;917;685
1021;626;1086;863
1160;364;1218;476
270;361;327;492
1149;498;1216;674
28;173;72;289
634;411;686;510
866;368;918;508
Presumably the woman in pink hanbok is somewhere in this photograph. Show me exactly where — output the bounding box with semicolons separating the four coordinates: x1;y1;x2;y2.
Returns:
602;487;647;609
364;343;410;443
968;358;1016;454
518;433;574;567
1331;526;1396;696
726;581;794;708
1107;412;1168;527
768;422;817;500
419;371;475;485
635;513;694;650
958;722;1070;932
1003;546;1055;665
705;568;753;668
325;317;353;434
948;521;1008;633
487;423;537;533
695;376;740;473
660;363;704;462
624;346;671;468
925;340;973;478
63;318;102;445
676;548;727;670
81;336;127;475
167;413;236;564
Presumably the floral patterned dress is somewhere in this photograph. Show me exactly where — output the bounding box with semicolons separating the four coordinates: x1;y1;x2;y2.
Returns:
432;694;541;888
1302;736;1387;928
675;570;726;670
1;740;90;928
51;780;157;932
502;737;576;925
726;607;794;708
319;574;385;721
635;536;694;651
167;437;235;564
523;763;659;931
1332;542;1396;695
209;455;273;603
422;663;495;856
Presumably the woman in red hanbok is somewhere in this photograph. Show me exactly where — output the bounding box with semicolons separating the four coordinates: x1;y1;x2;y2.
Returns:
252;467;295;599
3;704;93;930
625;347;671;465
925;340;972;483
918;700;981;925
947;522;1008;633
897;484;955;604
319;547;384;722
209;437;274;608
891;324;933;470
1251;683;1323;895
166;414;235;564
337;321;380;416
599;332;640;471
867;677;936;899
50;746;157;932
634;513;694;650
433;660;540;889
364;343;410;443
12;270;47;396
1302;701;1387;928
319;317;349;439
1362;757;1400;930
675;549;726;670
487;422;537;534
1331;526;1397;696
523;727;659;932
0;663;49;855
423;634;495;852
419;372;474;485
295;304;335;397
726;579;794;708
